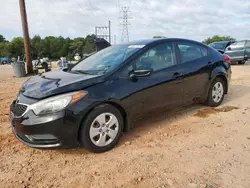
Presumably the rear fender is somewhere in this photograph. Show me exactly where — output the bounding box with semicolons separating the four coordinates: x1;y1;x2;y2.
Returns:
204;66;228;100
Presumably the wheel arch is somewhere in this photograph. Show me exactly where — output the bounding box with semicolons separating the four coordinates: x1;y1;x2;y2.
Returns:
210;66;229;94
77;101;131;145
210;73;228;94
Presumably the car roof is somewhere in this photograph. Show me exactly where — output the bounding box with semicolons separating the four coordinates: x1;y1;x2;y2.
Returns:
121;38;205;46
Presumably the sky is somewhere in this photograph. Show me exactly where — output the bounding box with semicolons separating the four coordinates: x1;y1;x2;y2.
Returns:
1;0;250;43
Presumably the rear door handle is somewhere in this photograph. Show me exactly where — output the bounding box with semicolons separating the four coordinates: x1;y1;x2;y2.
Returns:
173;72;183;79
208;61;213;67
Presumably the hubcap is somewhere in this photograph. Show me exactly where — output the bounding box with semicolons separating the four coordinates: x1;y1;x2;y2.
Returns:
89;113;119;147
212;82;224;103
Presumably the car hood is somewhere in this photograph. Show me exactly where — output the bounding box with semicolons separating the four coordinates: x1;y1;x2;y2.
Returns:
21;70;104;99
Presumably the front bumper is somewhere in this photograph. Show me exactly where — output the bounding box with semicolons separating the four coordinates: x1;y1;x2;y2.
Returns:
10;101;83;148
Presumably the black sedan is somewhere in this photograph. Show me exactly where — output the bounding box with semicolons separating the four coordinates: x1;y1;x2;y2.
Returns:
10;38;231;153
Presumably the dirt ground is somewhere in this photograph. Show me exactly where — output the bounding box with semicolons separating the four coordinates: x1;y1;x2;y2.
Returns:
0;63;250;188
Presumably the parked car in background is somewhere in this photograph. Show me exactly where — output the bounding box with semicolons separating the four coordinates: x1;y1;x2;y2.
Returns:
10;38;231;153
208;41;235;53
0;57;9;65
225;40;250;64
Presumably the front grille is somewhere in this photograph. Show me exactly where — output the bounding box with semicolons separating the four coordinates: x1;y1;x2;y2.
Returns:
11;103;28;117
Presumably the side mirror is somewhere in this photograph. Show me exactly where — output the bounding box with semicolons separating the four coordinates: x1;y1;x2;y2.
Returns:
129;68;153;79
227;47;231;51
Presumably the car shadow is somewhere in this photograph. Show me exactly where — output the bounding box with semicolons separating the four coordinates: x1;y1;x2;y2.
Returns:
118;83;250;146
224;84;250;104
118;104;203;146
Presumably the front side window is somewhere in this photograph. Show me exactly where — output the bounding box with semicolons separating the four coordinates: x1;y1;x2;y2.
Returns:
177;43;207;63
72;44;141;75
134;43;176;71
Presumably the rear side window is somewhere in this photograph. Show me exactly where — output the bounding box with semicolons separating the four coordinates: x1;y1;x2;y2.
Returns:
177;43;208;63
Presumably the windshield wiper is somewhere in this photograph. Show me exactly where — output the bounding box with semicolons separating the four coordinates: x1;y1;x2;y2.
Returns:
70;70;94;75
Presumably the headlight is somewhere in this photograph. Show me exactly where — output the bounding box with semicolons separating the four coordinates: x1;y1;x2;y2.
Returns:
30;91;87;115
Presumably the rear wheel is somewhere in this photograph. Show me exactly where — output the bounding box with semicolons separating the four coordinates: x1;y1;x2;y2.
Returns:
238;60;245;65
206;77;225;107
79;104;124;153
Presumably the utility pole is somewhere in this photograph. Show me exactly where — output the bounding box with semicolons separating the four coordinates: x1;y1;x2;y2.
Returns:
120;6;131;43
95;21;111;43
19;0;33;74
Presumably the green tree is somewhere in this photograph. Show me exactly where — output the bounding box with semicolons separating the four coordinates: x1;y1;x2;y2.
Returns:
83;34;96;54
202;35;235;45
7;37;25;58
0;43;9;57
58;37;70;58
31;35;42;58
0;34;5;43
69;37;85;57
0;34;97;60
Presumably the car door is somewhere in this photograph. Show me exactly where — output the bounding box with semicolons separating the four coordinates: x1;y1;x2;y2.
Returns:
114;42;185;118
175;41;212;104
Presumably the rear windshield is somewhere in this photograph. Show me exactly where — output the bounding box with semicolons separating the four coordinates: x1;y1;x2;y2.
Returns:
208;42;227;50
229;41;245;47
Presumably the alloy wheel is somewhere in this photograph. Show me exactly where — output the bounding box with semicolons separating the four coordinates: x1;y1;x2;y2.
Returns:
212;82;224;103
89;113;119;147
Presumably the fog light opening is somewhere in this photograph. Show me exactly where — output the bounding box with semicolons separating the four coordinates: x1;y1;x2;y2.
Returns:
25;134;58;142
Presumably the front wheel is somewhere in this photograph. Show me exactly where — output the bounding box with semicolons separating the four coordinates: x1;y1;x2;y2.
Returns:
206;77;225;107
79;104;124;153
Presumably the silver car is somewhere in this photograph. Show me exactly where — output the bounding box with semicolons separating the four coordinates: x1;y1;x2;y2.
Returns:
225;40;250;64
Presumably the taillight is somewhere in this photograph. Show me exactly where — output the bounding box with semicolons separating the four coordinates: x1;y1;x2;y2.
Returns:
223;55;231;64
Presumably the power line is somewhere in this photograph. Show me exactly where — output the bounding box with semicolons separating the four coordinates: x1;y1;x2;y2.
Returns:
120;6;131;43
76;1;96;19
85;0;97;16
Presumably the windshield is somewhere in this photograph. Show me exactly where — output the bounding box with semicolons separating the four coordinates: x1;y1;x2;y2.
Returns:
72;44;142;75
208;42;227;50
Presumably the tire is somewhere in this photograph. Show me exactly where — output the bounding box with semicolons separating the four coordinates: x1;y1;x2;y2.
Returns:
206;77;226;107
238;60;245;65
2;61;7;65
79;104;124;153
